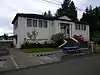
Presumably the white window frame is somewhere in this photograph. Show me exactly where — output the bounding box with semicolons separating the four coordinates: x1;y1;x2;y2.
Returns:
39;20;42;28
27;19;32;27
44;20;48;28
33;20;37;27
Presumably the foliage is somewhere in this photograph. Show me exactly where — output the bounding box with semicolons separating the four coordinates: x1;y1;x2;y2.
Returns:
27;28;38;43
81;6;100;37
1;34;9;40
55;0;77;21
51;33;65;48
20;41;58;49
43;10;52;17
21;33;65;49
43;12;47;16
73;34;84;42
47;10;52;17
51;33;65;42
20;42;42;49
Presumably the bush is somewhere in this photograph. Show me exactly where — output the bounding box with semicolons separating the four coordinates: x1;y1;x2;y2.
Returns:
10;43;15;48
20;40;63;49
20;42;46;49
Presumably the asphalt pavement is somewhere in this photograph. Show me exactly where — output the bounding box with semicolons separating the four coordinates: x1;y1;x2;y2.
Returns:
1;54;100;75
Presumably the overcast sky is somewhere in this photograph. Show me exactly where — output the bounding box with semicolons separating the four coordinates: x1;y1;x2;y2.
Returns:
0;0;100;35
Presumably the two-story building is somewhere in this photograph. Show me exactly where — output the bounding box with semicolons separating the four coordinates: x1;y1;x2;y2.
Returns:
12;13;90;48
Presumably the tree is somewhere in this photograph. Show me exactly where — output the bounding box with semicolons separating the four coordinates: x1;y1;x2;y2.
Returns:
27;28;38;43
47;10;52;17
43;12;47;16
51;33;65;42
81;6;100;38
3;34;8;40
51;33;65;47
55;0;77;21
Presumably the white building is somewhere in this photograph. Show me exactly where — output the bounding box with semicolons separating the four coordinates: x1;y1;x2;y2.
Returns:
12;13;90;48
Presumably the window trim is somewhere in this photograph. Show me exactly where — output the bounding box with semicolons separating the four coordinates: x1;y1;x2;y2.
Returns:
44;20;48;28
27;19;32;27
84;25;86;30
33;20;37;27
39;20;42;28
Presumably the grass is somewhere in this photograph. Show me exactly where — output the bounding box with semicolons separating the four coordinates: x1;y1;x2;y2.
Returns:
23;48;57;53
96;44;100;47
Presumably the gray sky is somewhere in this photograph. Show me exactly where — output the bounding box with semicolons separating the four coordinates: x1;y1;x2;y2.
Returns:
0;0;100;35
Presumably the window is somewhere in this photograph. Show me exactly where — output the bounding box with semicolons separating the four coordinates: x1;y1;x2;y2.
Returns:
60;25;66;34
33;20;37;27
84;25;86;30
44;21;48;28
81;25;84;30
14;21;18;29
67;29;69;34
27;19;32;27
75;24;81;30
79;24;80;30
39;20;42;28
75;24;78;30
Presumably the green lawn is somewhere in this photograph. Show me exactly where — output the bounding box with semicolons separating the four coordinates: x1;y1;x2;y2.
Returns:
23;48;57;53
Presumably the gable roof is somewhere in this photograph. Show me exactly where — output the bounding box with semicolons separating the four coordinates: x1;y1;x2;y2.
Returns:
12;13;55;24
12;13;88;25
12;13;73;24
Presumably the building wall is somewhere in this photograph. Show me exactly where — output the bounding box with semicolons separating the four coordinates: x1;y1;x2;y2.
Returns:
14;17;53;48
59;16;71;20
24;18;52;43
53;20;74;38
71;23;90;41
14;17;26;48
13;16;90;48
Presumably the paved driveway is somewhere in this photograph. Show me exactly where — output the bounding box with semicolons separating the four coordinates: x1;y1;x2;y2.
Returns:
0;48;10;56
2;54;100;75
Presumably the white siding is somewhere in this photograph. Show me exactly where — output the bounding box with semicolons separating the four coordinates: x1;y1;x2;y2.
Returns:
13;15;90;48
15;17;26;48
71;24;90;41
24;18;51;43
59;16;71;20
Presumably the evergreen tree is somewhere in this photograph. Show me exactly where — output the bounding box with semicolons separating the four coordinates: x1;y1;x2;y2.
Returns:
47;10;52;17
43;12;47;16
81;6;100;37
55;0;77;21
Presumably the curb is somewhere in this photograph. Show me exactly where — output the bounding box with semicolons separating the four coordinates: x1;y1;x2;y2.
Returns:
0;53;96;73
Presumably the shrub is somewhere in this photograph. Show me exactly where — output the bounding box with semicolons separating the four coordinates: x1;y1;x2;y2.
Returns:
10;42;15;48
20;42;45;49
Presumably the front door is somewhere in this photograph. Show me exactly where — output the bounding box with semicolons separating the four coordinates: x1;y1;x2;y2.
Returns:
60;23;70;38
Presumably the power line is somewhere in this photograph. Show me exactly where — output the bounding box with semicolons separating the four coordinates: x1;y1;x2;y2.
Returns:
52;0;62;4
41;0;84;11
42;0;61;5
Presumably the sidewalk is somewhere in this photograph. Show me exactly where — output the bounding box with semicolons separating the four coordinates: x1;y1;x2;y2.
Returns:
9;48;44;69
0;56;16;72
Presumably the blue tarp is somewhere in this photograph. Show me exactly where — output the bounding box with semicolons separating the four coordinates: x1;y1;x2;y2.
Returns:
62;46;79;52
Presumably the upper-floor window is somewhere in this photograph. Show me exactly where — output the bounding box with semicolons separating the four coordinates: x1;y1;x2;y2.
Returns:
75;24;87;31
44;21;48;28
81;25;84;30
14;21;18;29
60;25;66;34
33;20;37;27
84;25;86;30
75;24;80;30
78;24;80;30
39;20;42;28
27;19;32;27
75;24;78;30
